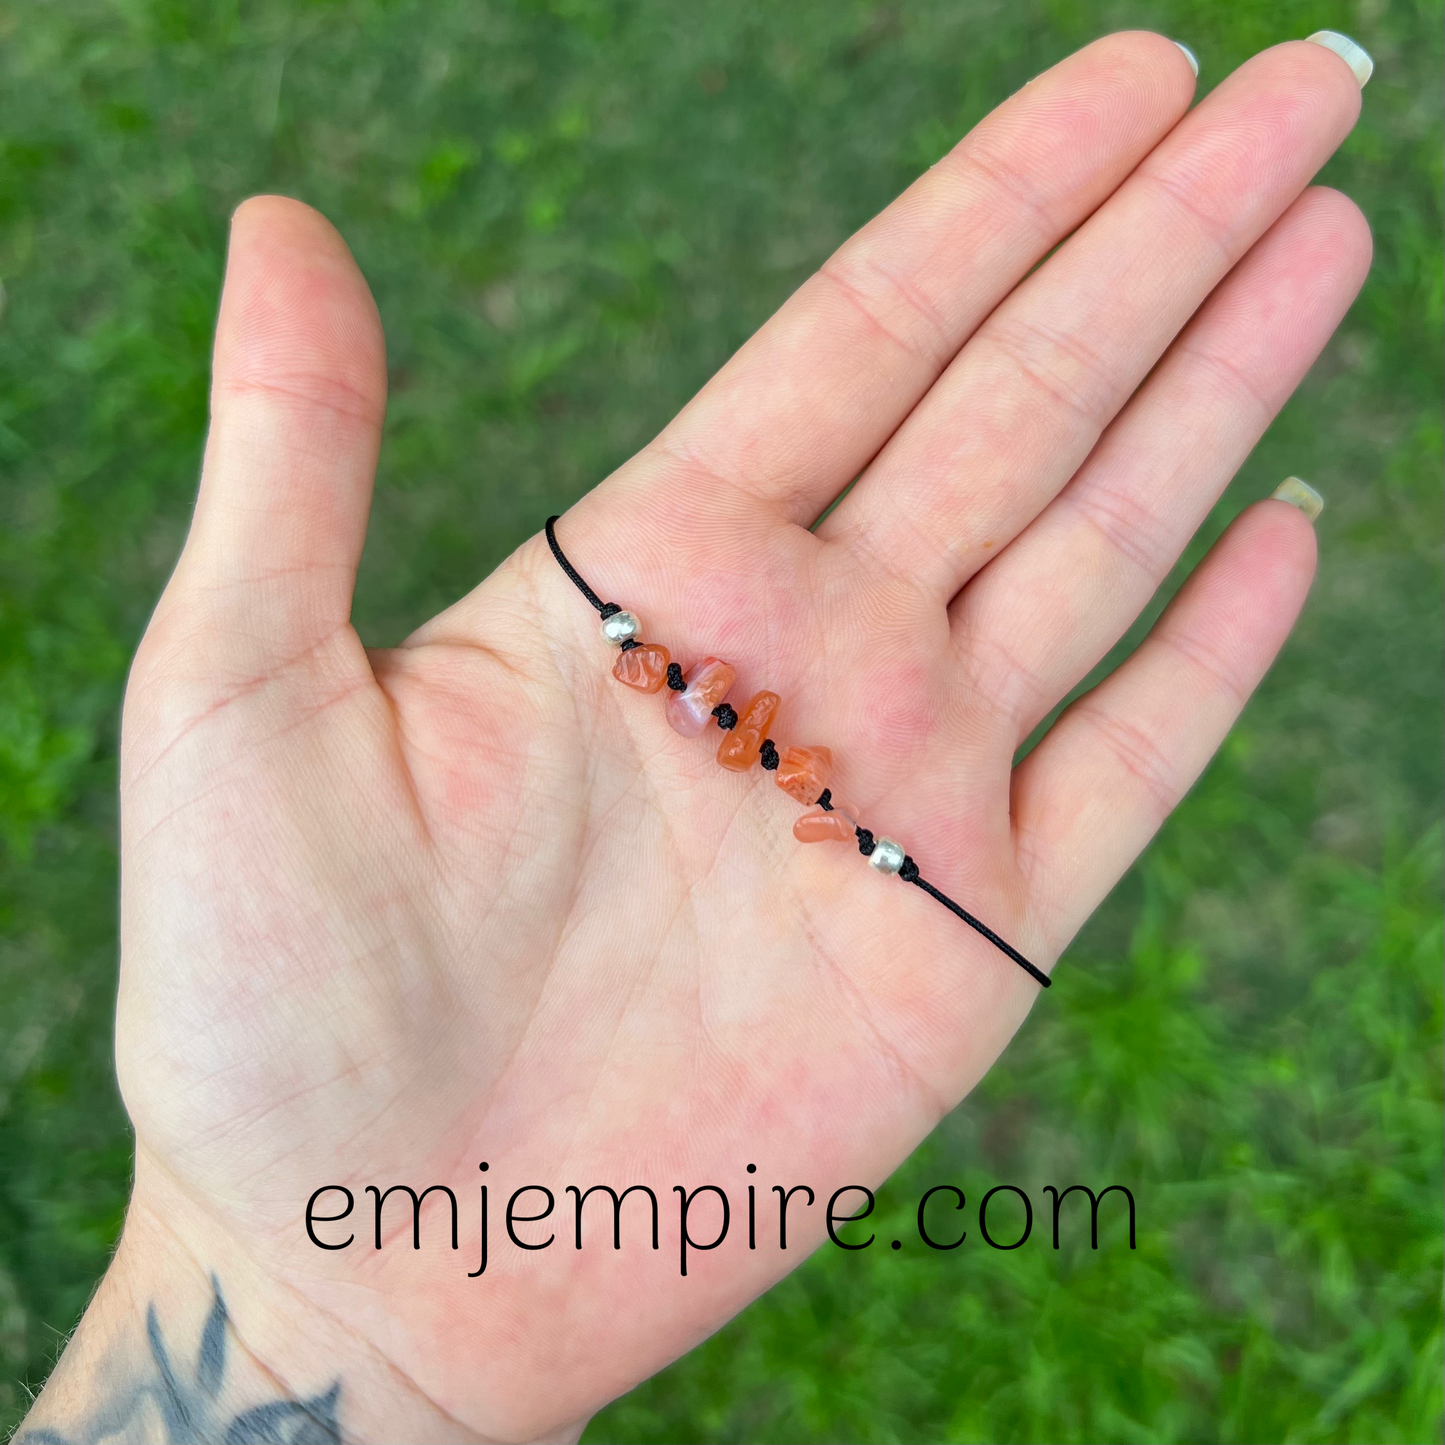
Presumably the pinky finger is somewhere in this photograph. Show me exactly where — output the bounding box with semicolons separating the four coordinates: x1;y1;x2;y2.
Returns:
1011;495;1319;951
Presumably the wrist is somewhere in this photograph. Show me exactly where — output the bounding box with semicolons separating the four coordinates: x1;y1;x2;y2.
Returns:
19;1159;516;1445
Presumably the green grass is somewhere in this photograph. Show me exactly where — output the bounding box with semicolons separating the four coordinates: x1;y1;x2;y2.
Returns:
1;0;1440;1439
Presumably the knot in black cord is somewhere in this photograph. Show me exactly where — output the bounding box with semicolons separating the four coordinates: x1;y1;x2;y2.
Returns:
899;855;920;883
712;703;738;730
619;638;640;651
855;827;875;856
759;739;779;770
598;602;622;620
666;662;686;691
816;788;832;810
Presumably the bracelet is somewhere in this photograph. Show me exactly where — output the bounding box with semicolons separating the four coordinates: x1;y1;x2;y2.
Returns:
544;516;1050;990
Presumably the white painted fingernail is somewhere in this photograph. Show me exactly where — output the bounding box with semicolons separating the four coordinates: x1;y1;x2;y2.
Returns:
1305;30;1373;87
1273;476;1324;522
1172;42;1199;78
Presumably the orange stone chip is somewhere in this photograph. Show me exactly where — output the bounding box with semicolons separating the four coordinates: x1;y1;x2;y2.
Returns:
793;806;854;843
716;690;781;771
612;643;670;693
775;745;832;804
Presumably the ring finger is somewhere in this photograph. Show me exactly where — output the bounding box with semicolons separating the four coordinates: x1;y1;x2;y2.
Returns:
952;183;1372;740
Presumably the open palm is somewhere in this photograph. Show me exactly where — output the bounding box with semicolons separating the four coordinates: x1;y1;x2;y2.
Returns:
111;33;1368;1444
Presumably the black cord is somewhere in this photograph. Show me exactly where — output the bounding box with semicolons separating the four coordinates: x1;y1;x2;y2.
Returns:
900;862;1051;989
543;514;1050;989
546;515;619;617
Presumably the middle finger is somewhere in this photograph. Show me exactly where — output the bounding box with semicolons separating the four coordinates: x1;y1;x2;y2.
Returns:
816;40;1363;603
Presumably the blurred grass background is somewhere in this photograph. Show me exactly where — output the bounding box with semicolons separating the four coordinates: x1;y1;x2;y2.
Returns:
0;0;1440;1439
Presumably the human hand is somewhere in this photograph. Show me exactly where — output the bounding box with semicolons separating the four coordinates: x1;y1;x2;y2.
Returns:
22;30;1371;1445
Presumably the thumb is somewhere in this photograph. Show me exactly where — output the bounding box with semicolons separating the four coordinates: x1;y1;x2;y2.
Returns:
166;195;386;669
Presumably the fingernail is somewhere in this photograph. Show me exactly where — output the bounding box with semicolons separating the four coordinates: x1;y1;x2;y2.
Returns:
1172;41;1199;78
1272;476;1324;522
1305;30;1373;87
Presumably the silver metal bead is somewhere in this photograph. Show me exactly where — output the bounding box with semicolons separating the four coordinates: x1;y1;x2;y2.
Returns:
869;837;905;874
600;610;641;647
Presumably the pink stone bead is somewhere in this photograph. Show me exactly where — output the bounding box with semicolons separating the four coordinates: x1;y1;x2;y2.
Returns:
793;807;854;843
665;657;737;737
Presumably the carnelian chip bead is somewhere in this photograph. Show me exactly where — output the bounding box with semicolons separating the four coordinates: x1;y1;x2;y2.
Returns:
612;643;670;693
775;745;832;804
666;657;737;736
717;690;780;771
793;807;855;843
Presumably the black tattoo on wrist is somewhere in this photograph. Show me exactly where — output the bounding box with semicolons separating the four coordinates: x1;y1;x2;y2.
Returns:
20;1276;341;1445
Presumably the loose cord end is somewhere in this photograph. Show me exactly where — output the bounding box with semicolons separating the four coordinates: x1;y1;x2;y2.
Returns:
545;515;613;615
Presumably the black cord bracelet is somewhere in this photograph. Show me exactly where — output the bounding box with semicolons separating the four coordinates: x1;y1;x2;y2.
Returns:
544;515;1049;989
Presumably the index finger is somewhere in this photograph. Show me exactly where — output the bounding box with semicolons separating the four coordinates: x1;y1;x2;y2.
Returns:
616;32;1197;526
